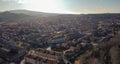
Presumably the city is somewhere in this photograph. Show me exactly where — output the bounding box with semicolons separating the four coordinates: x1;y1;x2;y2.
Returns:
0;11;120;64
0;0;120;64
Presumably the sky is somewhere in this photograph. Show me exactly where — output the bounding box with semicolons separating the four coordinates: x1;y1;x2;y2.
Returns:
0;0;120;14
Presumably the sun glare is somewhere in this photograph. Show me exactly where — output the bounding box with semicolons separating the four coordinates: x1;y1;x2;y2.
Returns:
18;0;76;14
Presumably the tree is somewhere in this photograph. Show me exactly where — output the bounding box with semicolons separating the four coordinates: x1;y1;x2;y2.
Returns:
109;46;120;64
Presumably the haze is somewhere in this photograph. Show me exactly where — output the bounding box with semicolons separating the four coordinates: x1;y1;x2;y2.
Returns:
0;0;120;14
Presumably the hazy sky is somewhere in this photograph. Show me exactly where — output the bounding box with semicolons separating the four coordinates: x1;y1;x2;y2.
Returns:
0;0;120;14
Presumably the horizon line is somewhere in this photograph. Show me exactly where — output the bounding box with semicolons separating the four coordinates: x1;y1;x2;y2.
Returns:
0;9;120;15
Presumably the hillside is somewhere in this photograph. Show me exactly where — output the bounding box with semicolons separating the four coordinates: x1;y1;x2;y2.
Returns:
0;11;32;22
0;10;120;23
9;10;60;17
75;33;120;64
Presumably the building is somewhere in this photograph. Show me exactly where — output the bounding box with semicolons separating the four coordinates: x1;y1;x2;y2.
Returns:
22;48;65;64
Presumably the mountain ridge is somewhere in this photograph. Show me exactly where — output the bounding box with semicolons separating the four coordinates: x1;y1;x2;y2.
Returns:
8;10;60;17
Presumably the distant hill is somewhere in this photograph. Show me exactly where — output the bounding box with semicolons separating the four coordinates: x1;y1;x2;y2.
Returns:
0;10;120;23
0;11;32;22
9;10;60;17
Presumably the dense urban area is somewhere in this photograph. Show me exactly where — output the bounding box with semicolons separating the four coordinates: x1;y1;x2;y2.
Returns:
0;10;120;64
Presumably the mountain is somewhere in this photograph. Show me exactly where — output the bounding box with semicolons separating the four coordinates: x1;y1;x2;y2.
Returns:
9;10;60;17
0;11;32;22
0;10;120;23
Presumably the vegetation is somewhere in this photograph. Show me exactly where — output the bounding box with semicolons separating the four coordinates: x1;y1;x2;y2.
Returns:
75;33;120;64
0;58;5;63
